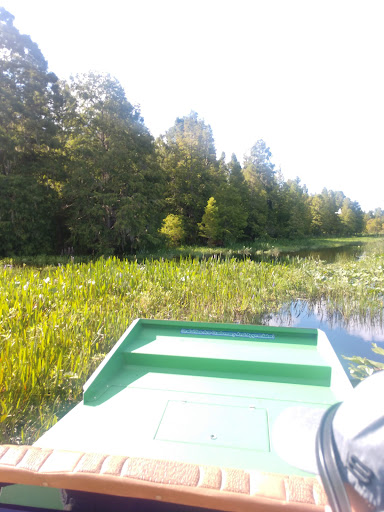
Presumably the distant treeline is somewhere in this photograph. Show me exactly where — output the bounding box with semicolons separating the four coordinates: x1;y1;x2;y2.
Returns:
1;8;383;256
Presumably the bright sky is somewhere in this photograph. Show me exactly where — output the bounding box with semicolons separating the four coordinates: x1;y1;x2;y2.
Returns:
3;0;384;212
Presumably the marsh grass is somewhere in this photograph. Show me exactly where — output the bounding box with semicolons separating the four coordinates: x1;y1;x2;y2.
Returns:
1;239;384;444
133;235;382;261
4;236;380;266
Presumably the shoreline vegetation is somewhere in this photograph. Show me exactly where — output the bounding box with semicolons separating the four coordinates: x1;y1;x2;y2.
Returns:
2;235;379;266
2;8;384;260
1;236;384;445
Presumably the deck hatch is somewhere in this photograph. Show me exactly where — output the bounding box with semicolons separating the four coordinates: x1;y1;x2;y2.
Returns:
155;400;270;451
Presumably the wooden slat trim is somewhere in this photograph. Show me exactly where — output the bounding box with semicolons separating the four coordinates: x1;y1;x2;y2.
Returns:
0;445;328;511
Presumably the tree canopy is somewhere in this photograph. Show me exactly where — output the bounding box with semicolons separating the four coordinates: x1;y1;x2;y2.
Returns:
157;111;220;243
0;8;372;256
0;7;62;254
62;72;164;254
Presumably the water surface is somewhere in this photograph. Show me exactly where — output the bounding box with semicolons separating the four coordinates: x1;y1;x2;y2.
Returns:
258;242;384;380
278;244;366;263
261;300;384;379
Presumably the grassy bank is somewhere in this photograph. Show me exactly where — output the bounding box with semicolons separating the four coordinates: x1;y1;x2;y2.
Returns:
1;237;384;444
134;235;382;260
2;236;382;266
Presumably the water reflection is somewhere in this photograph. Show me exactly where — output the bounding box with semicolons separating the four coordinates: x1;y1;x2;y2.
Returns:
262;300;384;378
278;244;365;263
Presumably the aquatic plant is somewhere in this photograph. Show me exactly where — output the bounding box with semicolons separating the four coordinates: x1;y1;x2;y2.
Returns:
344;344;384;380
1;239;383;443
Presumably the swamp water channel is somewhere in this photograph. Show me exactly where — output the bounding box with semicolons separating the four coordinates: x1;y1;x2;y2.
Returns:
260;244;384;378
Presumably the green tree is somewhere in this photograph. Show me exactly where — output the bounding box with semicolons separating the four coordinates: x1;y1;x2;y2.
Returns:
277;178;311;238
339;198;364;235
199;197;222;246
309;189;342;235
228;154;246;191
0;8;63;255
157;112;218;243
63;72;164;254
160;214;185;247
366;217;384;235
245;140;276;190
309;195;324;235
0;8;62;176
243;140;278;238
0;176;59;255
213;154;248;243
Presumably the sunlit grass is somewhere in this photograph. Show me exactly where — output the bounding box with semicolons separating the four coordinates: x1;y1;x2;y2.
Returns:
133;235;384;261
1;240;383;444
